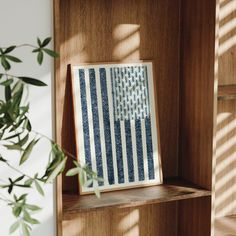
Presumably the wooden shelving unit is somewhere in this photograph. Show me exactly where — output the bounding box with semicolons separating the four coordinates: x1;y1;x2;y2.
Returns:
214;1;236;235
53;0;225;235
63;178;211;218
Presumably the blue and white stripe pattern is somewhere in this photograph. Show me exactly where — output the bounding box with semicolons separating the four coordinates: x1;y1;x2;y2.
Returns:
72;62;161;193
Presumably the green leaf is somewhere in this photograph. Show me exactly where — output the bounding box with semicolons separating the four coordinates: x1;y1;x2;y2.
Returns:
13;206;22;217
94;188;101;198
32;48;40;53
26;119;32;132
21;222;30;236
16;134;29;147
18;77;47;86
19;105;29;118
5;85;11;101
41;37;51;47
18;193;28;201
14;175;24;183
5;55;22;63
0;156;7;162
42;48;59;58
66;167;80;176
37;51;43;65
34;180;44;196
96;177;104;184
45;145;65;173
46;157;67;183
23;211;40;224
1;56;11;70
23;118;32;132
25;217;40;225
8;185;13;194
24;179;33;186
4;46;16;54
37;37;42;47
0;78;14;86
3;132;21;140
4;144;23;151
19;139;39;165
25;204;41;212
73;160;80;167
84;179;93;187
79;171;85;186
14;184;31;188
12;80;22;95
9;221;20;234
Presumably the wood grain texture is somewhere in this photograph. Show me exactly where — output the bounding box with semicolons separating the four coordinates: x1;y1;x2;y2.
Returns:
216;100;236;217
56;0;181;189
215;215;236;236
179;1;217;235
54;1;181;235
63;178;211;219
218;0;236;85
53;0;219;235
63;202;177;236
178;197;212;236
218;85;236;100
179;0;217;190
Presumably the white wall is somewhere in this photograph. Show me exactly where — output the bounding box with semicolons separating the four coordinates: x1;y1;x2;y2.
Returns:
0;1;55;235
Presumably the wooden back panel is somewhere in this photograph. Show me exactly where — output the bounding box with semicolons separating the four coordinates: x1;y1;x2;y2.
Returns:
179;0;217;190
63;203;177;236
55;0;181;192
54;0;181;235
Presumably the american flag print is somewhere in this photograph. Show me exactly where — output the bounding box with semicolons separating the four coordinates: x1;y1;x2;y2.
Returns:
71;62;162;194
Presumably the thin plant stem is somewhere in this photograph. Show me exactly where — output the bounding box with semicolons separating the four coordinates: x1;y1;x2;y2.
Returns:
0;44;37;50
5;162;34;180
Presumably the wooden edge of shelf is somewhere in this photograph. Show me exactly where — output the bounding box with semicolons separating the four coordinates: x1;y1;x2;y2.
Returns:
218;85;236;100
62;178;211;220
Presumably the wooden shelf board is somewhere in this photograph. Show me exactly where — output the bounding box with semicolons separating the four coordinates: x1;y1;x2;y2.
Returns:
215;215;236;236
218;85;236;100
62;178;211;220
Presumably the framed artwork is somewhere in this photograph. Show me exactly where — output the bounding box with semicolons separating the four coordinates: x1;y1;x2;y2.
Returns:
71;61;162;195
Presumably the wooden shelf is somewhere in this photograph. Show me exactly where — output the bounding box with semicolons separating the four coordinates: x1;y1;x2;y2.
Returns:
55;0;217;235
215;215;236;236
62;178;211;220
218;85;236;100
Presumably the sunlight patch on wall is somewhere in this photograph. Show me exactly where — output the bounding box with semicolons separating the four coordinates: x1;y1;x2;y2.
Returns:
217;112;231;124
216;133;236;158
61;33;89;62
219;0;236;21
219;35;236;55
112;24;140;62
219;0;236;55
216;113;234;142
119;209;140;235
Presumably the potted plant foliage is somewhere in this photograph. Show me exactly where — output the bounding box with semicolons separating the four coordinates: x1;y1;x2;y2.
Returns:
0;38;101;236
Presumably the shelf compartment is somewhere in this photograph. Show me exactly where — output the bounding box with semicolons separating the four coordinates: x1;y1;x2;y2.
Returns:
63;178;211;220
218;85;236;100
